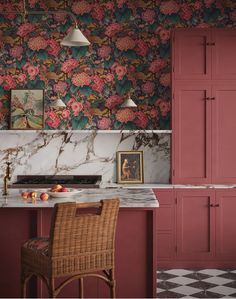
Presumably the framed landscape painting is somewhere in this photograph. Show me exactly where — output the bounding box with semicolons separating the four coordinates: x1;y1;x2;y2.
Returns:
10;89;44;130
117;151;144;184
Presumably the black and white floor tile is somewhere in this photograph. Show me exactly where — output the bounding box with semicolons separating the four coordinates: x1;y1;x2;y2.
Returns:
157;269;236;298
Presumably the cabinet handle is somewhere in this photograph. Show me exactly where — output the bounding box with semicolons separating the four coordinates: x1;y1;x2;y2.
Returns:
206;42;215;46
215;204;220;207
211;97;215;100
209;204;215;207
205;97;210;100
209;204;220;208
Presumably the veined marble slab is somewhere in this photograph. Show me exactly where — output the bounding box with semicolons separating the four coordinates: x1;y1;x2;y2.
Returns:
0;131;170;185
0;188;158;208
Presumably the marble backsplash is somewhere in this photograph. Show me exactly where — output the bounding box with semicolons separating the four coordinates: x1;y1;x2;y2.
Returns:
0;132;170;185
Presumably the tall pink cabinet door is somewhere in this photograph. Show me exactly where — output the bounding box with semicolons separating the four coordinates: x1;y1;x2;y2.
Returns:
212;29;236;80
173;29;211;80
216;190;236;260
176;189;215;260
212;85;236;183
172;83;211;184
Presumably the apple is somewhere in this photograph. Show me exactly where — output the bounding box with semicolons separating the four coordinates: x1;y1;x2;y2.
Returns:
21;192;29;199
40;192;49;201
50;184;63;192
60;187;69;192
30;191;37;199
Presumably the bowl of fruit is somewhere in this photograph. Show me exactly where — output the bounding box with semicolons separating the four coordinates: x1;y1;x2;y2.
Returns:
47;185;82;198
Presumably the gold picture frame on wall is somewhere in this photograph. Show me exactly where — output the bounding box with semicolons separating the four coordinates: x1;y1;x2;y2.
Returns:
10;89;44;130
117;151;144;184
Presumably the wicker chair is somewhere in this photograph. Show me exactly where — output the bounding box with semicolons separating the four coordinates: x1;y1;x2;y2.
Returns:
21;198;120;298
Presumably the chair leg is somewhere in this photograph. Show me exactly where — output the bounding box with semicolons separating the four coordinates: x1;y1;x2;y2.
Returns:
79;278;84;298
49;277;55;298
109;269;116;298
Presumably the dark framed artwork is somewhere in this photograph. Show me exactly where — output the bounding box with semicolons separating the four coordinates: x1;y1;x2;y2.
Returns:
117;151;144;184
10;89;44;129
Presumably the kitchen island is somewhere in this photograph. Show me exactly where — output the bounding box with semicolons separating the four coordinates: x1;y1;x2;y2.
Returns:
0;188;158;298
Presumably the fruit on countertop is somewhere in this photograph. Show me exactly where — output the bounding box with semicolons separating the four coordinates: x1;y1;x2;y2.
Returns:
60;187;69;192
29;191;37;199
50;184;63;192
40;192;49;201
21;192;29;199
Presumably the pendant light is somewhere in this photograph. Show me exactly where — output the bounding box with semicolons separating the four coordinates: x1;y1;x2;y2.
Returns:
61;27;90;47
121;94;137;108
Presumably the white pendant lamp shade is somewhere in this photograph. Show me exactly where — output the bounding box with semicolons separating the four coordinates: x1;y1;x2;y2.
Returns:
61;28;90;47
121;95;137;108
49;99;66;108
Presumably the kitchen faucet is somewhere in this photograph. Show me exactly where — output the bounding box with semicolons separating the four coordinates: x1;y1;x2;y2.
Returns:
3;162;11;196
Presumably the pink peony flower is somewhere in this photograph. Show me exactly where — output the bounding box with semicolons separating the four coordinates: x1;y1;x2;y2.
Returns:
105;23;123;38
72;72;91;87
97;45;112;59
135;111;148;129
27;65;39;80
91;75;104;93
3;75;16;90
159;100;171;117
180;3;192;21
46;111;60;129
17;22;35;37
66;97;76;107
53;12;67;23
10;46;23;59
71;101;83;116
97;117;111;129
72;1;92;15
159;0;179;14
160;73;170;87
53;81;68;95
149;59;166;73
135;40;148;57
18;73;27;83
116;108;136;123
61;59;79;73
116;36;135;51
47;39;60;56
115;65;127;80
105;95;123;110
61;109;70;119
142;9;155;23
28;36;47;51
142;82;155;94
105;2;114;10
106;73;115;82
159;29;171;43
91;4;105;21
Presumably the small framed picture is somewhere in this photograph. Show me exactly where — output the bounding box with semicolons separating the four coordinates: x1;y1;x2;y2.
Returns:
10;89;44;130
117;151;144;184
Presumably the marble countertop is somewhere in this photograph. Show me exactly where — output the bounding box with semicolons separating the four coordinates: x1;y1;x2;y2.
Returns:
101;183;236;189
0;188;158;208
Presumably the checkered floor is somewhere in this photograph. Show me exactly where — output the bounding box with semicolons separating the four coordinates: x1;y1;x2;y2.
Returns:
157;269;236;298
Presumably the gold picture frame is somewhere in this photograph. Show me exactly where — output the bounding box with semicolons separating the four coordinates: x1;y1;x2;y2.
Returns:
117;151;144;184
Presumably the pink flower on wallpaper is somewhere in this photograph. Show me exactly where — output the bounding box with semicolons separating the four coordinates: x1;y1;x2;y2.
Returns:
105;95;123;110
150;37;159;46
10;46;23;59
72;72;91;87
150;109;159;119
158;100;171;117
105;2;114;10
115;65;127;80
160;73;170;87
105;23;123;38
204;0;215;8
46;111;60;129
117;0;127;9
97;45;112;59
27;66;39;80
159;29;171;43
61;59;79;74
135;40;148;57
91;4;105;21
97;117;111;129
66;97;76;107
106;73;115;82
116;108;136;123
47;40;60;57
18;74;27;84
53;12;67;23
142;9;155;23
149;59;166;73
116;36;135;51
2;3;16;20
53;81;68;95
28;0;38;8
3;75;16;91
230;10;236;22
28;36;47;51
61;109;70;119
71;101;83;116
72;1;92;15
135;111;148;129
142;81;155;94
91;75;104;93
193;1;203;10
160;0;179;14
180;3;192;21
17;22;35;37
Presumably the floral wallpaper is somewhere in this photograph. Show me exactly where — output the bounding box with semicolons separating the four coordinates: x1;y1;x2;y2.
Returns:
0;0;236;130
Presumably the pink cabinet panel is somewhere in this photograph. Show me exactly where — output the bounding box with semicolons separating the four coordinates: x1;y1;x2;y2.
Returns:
211;85;236;183
157;233;175;260
212;29;236;80
176;190;215;260
173;29;211;80
173;83;211;183
216;190;236;259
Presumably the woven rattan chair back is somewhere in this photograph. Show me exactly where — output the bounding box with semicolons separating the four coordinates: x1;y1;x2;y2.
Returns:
21;198;120;298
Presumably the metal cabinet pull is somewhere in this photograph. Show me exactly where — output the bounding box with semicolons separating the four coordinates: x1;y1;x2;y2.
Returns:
211;97;215;100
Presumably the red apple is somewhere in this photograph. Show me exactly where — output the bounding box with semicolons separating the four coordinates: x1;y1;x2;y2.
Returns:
60;187;69;192
40;192;49;201
21;192;29;199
